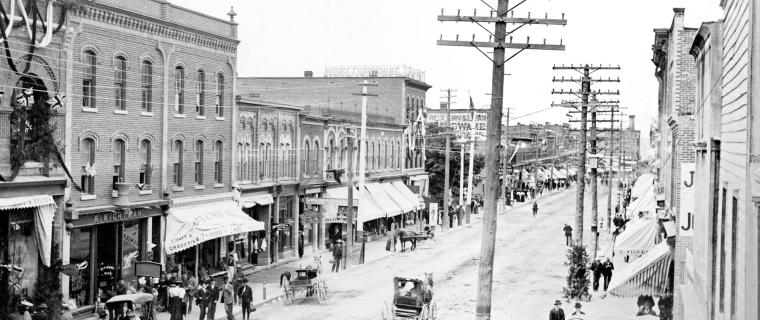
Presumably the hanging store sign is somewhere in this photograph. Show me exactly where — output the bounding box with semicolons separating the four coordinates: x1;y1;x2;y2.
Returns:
679;163;695;237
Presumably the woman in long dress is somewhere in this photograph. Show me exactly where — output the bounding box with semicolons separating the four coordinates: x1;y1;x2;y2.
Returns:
167;280;186;320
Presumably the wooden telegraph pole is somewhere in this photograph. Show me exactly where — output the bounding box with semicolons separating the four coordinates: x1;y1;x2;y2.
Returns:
438;2;566;318
440;89;456;230
552;65;620;248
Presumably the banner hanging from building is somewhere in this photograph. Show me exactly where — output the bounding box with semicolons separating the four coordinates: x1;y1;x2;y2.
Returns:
679;163;695;237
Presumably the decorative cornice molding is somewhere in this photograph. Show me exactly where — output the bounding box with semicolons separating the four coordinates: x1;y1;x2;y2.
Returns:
73;5;238;54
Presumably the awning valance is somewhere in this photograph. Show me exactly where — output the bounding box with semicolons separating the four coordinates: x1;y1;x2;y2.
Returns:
614;217;660;257
608;241;673;297
240;193;274;208
0;195;56;210
377;182;415;213
317;186;385;224
165;200;264;254
391;181;423;210
366;183;405;217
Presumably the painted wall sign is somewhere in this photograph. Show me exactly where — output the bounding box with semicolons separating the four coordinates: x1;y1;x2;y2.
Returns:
427;110;490;139
679;163;695;237
72;208;162;227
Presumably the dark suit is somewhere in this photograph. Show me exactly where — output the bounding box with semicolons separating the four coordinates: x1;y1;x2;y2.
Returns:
206;284;221;320
549;308;565;320
196;287;209;320
238;284;254;320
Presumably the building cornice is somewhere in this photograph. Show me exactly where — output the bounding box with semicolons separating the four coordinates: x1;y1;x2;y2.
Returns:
74;4;238;54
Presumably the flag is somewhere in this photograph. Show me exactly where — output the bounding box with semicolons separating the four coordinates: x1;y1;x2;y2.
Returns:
469;96;475;110
261;238;267;251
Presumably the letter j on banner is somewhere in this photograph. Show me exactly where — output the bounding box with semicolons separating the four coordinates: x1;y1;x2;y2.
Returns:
679;163;695;237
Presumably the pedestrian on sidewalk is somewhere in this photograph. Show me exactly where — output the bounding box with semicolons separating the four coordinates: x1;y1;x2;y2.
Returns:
549;300;565;320
196;281;209;320
223;279;235;320
590;257;602;291
568;302;586;320
237;278;254;320
206;280;220;320
563;224;573;246
167;280;186;320
602;257;614;291
532;202;539;217
184;271;198;314
298;231;305;258
332;239;343;272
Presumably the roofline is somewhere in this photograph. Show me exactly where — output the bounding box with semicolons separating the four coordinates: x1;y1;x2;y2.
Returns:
236;98;304;111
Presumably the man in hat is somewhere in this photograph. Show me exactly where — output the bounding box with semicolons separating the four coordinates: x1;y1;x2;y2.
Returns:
223;279;235;320
563;224;573;246
31;303;49;320
332;239;343;272
590;257;602;291
602;257;614;291
195;280;209;320
568;302;586;320
184;271;198;314
206;280;220;320
237;278;254;320
549;300;565;320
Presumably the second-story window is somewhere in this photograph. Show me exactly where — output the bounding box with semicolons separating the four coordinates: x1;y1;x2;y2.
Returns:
195;140;204;185
112;139;125;189
81;138;96;194
215;141;223;184
174;140;183;186
114;56;127;111
140;139;151;185
196;70;205;116
303;140;310;176
82;50;97;108
141;60;153;112
216;73;225;117
174;66;185;114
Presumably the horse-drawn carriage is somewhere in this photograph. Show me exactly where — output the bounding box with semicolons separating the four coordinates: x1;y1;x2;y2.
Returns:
395;226;435;252
381;275;436;320
283;256;328;304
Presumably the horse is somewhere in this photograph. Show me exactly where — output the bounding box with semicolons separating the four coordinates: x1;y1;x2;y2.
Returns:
395;230;418;252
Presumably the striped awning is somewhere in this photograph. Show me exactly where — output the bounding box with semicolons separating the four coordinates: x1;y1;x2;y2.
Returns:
608;241;673;297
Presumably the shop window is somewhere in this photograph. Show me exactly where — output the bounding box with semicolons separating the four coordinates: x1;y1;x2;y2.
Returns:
195;140;204;185
112;139;125;189
139;139;151;185
215;141;223;183
216;73;225;117
114;56;127;111
174;140;183;187
196;70;205;116
69;227;92;305
83;50;97;108
81;138;96;194
150;216;161;263
121;220;143;285
141;60;153;112
174;66;185;114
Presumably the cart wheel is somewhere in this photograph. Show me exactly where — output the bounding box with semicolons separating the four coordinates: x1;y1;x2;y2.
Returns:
284;288;294;305
380;301;391;320
319;282;328;303
420;304;430;320
430;302;437;320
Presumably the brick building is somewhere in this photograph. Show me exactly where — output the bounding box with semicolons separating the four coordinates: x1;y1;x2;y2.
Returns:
58;0;239;311
237;67;430;251
651;8;697;319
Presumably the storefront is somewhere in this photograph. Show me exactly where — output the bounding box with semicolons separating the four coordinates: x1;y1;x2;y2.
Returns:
299;187;324;254
239;192;274;266
66;205;164;307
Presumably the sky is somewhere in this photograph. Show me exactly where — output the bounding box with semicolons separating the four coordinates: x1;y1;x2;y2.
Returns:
174;0;723;154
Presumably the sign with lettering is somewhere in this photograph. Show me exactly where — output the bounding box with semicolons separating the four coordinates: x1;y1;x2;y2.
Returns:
679;163;695;237
427;110;490;139
72;208;162;227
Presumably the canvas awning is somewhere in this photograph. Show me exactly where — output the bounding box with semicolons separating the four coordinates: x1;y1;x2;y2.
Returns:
165;200;265;254
311;186;386;224
608;241;673;297
391;181;423;210
240;193;274;208
631;174;656;199
626;186;656;218
614;216;660;257
0;195;56;267
366;182;407;216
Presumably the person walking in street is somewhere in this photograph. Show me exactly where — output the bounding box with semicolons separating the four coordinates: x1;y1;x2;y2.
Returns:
196;281;209;320
590;257;602;291
184;271;198;314
563;224;573;246
206;280;220;320
332;239;343;272
237;278;254;320
602;257;614;291
168;280;186;320
532;201;539;217
568;302;586;320
223;279;235;320
549;300;565;320
298;231;305;258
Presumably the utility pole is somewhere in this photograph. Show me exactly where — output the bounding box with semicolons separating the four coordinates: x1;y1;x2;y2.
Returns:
460;142;465;206
589;96;599;256
501;108;511;205
438;3;566;319
606;107;618;230
466;97;476;224
354;80;377;231
440;89;456;230
344;131;354;270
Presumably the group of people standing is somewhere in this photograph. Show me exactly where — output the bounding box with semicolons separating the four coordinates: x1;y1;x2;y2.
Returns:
167;275;254;320
590;257;615;292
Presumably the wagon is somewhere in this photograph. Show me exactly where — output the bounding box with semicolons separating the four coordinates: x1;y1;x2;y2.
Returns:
283;268;327;304
381;276;436;320
106;293;155;320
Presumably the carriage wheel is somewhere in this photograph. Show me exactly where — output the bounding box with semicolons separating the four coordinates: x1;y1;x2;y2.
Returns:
319;281;328;303
420;304;430;320
430;303;437;320
380;301;391;320
284;288;294;305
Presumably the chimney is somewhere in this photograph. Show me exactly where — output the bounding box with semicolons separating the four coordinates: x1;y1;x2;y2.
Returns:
629;115;635;131
304;71;313;78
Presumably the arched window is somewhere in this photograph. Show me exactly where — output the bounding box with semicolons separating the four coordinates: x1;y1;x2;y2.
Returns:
314;140;321;174
385;141;390;170
141;60;153;112
303;140;311;176
216;73;225;117
112;139;126;189
328;138;335;170
83;50;97;108
194;140;204;185
215;141;223;184
114;56;127;110
369;141;375;171
139;139;151;185
237;143;244;181
173;140;184;186
174;66;185;114
81;138;95;194
196;70;205;116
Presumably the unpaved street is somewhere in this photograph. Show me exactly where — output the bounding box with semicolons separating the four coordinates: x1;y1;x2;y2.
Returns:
252;188;609;319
